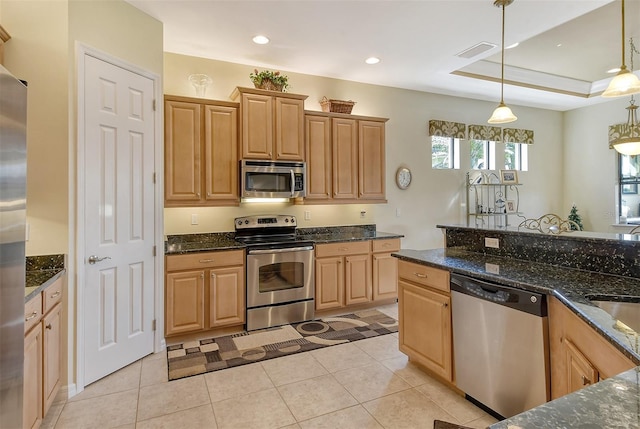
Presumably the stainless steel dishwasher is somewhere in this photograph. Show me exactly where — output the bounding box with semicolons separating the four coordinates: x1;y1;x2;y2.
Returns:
451;273;550;419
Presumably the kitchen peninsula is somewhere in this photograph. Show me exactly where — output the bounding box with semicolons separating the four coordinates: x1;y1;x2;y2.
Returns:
393;224;640;428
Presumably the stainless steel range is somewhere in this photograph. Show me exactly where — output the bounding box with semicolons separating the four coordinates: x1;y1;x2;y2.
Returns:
235;215;314;331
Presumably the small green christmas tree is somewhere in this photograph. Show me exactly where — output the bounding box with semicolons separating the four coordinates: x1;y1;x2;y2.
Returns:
568;204;584;231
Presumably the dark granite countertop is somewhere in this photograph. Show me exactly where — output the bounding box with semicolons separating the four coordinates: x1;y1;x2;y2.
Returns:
165;225;404;255
25;254;66;303
392;247;640;429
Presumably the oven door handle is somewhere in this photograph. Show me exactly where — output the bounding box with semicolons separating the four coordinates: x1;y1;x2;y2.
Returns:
248;246;314;255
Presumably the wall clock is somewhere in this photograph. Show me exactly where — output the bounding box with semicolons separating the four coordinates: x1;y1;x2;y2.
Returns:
396;167;412;190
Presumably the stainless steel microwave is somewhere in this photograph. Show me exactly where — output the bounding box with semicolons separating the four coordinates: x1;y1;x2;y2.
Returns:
241;160;306;199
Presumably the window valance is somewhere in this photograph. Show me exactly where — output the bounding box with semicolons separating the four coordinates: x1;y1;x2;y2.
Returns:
503;128;534;145
428;120;466;139
468;124;502;142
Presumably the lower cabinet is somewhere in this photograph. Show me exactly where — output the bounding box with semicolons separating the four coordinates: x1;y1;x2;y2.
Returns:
372;239;400;301
549;296;635;399
165;250;245;336
398;261;453;382
315;241;371;311
24;277;64;429
24;320;43;429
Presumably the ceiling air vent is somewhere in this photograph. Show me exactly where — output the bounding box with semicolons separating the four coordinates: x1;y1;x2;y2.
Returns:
456;42;497;59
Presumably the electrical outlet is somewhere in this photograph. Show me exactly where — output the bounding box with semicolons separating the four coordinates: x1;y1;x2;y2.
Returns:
360;211;366;218
304;211;311;220
396;208;401;217
191;214;199;225
485;263;500;274
484;237;499;248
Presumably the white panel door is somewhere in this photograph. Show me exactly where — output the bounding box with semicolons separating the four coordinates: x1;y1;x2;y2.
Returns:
83;55;155;385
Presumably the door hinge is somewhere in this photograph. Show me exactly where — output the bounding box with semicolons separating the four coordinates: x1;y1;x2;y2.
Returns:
152;99;156;111
152;319;156;331
152;172;156;184
152;245;156;257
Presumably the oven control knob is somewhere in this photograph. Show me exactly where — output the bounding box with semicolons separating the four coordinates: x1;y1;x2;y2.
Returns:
237;221;242;226
244;220;249;224
530;296;537;303
290;218;295;224
285;218;289;223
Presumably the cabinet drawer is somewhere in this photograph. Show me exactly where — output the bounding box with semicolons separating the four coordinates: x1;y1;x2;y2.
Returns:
315;241;371;258
398;260;450;293
166;250;244;272
43;277;63;314
372;238;400;253
25;293;43;333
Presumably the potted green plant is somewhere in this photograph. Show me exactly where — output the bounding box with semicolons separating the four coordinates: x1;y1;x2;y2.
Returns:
249;69;289;92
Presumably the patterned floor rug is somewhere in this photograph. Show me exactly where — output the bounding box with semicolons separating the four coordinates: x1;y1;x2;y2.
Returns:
167;308;398;381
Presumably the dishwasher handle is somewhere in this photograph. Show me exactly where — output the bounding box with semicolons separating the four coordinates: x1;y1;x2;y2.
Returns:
451;273;547;317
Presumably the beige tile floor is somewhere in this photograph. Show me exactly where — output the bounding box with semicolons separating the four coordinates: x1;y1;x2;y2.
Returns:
43;304;498;429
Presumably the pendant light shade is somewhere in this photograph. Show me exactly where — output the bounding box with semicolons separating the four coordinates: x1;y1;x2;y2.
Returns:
488;102;517;124
611;99;640;155
488;0;517;124
602;0;640;98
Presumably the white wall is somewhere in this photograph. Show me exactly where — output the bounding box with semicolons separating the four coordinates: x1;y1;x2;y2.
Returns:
564;97;635;233
164;53;565;249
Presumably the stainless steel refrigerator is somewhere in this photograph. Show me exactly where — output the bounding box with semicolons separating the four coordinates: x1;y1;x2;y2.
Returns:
0;64;28;428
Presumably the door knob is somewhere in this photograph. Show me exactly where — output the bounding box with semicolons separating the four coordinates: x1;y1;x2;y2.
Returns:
88;255;111;264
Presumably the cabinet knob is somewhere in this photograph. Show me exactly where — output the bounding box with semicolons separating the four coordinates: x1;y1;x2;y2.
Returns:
414;273;427;278
581;375;591;386
442;302;448;308
200;273;204;279
50;291;61;299
199;259;214;263
211;273;216;279
25;311;38;322
46;324;52;330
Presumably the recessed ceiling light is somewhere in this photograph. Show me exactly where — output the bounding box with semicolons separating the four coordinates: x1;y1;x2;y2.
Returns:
608;67;621;74
556;43;563;48
252;35;269;45
365;57;380;65
505;42;519;49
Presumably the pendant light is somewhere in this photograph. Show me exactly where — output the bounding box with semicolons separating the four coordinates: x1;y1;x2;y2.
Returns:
602;0;640;98
488;0;517;124
611;38;640;155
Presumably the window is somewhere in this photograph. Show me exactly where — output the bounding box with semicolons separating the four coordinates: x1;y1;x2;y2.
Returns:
431;136;460;169
470;140;495;170
505;142;529;171
619;154;640;223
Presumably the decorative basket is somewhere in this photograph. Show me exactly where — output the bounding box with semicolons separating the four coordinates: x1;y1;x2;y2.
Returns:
254;80;284;92
320;96;356;114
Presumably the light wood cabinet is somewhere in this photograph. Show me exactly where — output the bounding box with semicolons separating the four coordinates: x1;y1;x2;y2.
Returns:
304;115;332;200
302;112;387;204
24;320;42;429
165;250;245;336
231;87;307;161
549;296;635;399
398;261;453;382
315;241;371;310
42;303;62;414
164;95;239;207
24;276;64;429
372;238;400;301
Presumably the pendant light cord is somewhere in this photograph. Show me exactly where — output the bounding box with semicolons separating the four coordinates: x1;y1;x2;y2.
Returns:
500;2;506;104
621;0;627;70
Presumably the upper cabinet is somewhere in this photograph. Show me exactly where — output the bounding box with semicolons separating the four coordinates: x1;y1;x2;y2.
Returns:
231;87;307;161
304;112;388;204
164;95;239;207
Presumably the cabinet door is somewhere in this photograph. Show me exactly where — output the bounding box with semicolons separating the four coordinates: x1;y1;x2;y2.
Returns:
209;266;245;327
241;93;273;159
373;253;398;301
204;104;239;202
275;97;304;160
24;325;42;429
345;254;371;305
315;257;344;310
305;115;332;200
332;118;358;199
43;303;62;416
165;100;202;202
563;338;598;394
165;271;205;336
358;120;386;200
398;280;452;381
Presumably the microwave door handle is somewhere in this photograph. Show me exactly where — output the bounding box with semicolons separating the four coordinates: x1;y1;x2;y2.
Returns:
290;170;295;197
